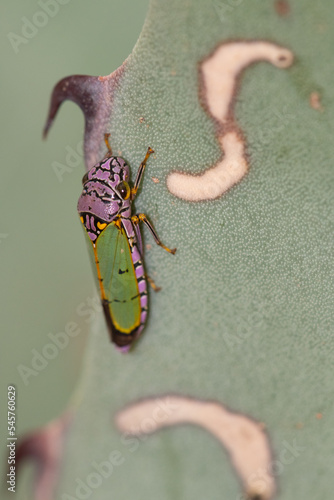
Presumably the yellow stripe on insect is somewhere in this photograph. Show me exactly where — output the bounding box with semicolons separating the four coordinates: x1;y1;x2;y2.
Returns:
97;221;107;230
92;245;107;301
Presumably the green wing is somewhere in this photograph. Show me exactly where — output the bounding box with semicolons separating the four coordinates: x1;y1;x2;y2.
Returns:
83;222;141;335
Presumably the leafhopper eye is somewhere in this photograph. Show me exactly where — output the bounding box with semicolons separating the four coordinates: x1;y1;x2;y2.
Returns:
118;181;131;200
82;172;89;185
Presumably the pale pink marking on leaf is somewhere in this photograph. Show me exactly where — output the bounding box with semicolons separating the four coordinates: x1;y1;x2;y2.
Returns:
115;395;275;499
167;41;293;202
168;132;248;201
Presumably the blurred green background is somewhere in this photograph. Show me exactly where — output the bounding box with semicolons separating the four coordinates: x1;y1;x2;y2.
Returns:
1;0;148;496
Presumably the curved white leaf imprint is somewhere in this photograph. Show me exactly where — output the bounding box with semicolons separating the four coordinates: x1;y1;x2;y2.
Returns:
169;132;248;201
167;41;293;201
115;395;275;500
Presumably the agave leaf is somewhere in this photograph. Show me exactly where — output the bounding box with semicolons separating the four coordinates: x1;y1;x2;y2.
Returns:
32;0;334;498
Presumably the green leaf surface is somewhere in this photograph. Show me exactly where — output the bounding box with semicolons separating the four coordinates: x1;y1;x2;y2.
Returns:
48;1;333;499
